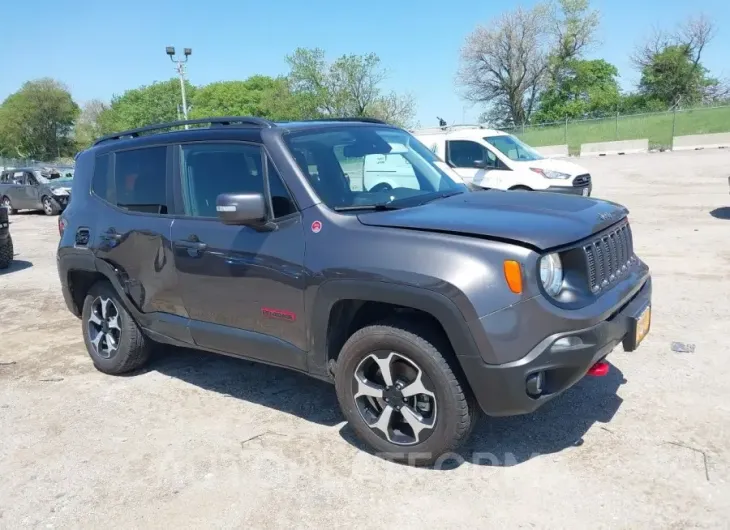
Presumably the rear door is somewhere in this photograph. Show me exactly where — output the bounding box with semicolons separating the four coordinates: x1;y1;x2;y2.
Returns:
7;171;29;208
90;146;188;332
169;140;307;364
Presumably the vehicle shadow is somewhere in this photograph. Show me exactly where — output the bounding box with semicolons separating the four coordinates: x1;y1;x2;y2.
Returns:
0;259;33;275
151;344;625;469
709;207;730;220
339;363;626;469
148;346;343;427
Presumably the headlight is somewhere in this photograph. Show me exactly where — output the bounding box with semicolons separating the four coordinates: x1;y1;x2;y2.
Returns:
540;253;564;296
52;188;69;196
530;168;571;179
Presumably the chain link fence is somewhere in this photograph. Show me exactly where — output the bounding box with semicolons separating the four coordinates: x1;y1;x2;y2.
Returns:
0;156;74;172
498;105;730;155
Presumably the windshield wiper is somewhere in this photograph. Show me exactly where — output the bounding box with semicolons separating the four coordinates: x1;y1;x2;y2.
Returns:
333;203;400;212
410;190;464;205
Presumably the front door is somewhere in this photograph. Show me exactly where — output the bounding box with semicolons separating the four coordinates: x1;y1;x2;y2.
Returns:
445;140;511;188
169;141;307;366
24;172;43;209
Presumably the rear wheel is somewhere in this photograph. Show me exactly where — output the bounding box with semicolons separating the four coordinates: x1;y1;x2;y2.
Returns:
1;196;16;215
334;318;476;466
509;185;532;191
0;236;13;269
81;281;152;374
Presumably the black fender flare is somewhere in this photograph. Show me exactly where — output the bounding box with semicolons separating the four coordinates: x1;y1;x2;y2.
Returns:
307;279;486;376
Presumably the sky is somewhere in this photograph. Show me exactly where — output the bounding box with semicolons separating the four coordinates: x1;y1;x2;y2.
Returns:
1;0;729;127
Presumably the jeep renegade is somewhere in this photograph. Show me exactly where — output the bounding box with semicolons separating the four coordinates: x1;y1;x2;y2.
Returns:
57;117;652;465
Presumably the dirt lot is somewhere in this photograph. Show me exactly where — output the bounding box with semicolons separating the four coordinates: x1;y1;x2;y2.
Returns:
1;149;729;529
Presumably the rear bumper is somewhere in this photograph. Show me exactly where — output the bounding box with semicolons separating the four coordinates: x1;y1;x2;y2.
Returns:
460;276;651;416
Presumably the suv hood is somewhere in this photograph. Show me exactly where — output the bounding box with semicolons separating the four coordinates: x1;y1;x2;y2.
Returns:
357;190;628;250
513;157;587;176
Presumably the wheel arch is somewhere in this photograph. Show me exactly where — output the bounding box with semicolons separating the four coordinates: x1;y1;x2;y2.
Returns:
308;280;485;378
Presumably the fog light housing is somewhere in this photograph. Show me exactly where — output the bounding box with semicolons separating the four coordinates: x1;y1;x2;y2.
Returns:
553;336;584;349
526;372;545;397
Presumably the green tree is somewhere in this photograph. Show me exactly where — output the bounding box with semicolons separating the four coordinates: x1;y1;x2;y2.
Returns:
638;44;714;107
631;13;726;107
74;99;109;148
190;76;315;121
286;48;415;126
0;78;80;160
534;59;620;122
98;78;196;133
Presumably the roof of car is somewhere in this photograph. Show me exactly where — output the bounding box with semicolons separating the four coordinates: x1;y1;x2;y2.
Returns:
91;116;396;148
410;124;510;137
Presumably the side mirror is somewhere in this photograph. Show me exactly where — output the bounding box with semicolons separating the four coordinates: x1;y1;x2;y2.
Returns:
471;160;488;169
216;192;266;226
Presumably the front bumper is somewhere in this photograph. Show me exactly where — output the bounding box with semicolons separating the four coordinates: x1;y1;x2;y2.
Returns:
460;276;651;416
545;183;592;196
53;194;70;209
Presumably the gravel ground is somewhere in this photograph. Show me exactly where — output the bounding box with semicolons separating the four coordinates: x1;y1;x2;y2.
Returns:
1;149;729;529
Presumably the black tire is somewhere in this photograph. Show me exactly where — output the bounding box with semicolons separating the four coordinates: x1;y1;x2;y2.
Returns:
509;185;532;191
81;281;152;374
0;236;13;269
369;182;393;193
334;318;477;466
41;196;59;216
1;197;16;215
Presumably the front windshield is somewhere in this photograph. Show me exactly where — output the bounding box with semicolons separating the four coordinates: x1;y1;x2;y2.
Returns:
284;125;467;210
485;134;544;162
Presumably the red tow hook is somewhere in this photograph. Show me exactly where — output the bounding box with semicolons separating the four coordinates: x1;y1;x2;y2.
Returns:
587;361;610;377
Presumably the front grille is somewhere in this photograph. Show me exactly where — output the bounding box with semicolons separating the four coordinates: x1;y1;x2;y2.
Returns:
583;221;634;292
573;174;591;187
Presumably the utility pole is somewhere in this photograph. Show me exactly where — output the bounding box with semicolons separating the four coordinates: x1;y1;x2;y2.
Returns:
166;46;192;129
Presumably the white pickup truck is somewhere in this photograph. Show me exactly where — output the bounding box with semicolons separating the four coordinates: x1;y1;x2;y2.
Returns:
410;125;592;196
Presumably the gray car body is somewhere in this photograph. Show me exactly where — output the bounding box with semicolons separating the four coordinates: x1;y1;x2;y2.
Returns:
56;119;652;417
0;168;70;213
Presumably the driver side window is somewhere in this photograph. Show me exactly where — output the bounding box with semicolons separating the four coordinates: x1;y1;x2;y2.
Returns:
447;140;496;169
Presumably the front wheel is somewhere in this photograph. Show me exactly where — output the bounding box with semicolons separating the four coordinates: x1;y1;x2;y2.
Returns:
0;236;13;269
334;319;476;466
41;196;59;216
1;196;16;215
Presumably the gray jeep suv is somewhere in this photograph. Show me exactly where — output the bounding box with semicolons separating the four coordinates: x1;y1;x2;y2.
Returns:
57;117;652;465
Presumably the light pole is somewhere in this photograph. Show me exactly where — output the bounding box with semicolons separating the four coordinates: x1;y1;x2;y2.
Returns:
166;46;192;128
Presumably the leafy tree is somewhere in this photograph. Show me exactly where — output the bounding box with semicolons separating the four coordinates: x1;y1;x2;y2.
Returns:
638;44;715;107
549;0;600;80
534;59;620;122
98;78;196;133
0;78;80;160
74;99;109;148
457;0;599;127
190;76;315;121
286;48;415;126
632;13;725;107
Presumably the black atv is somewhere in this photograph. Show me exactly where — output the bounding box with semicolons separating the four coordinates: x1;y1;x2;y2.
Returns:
0;205;13;269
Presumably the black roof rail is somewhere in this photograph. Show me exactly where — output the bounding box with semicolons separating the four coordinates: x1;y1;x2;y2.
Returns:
93;116;276;146
298;117;389;124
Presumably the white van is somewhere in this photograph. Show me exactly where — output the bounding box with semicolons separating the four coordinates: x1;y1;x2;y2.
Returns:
411;125;592;196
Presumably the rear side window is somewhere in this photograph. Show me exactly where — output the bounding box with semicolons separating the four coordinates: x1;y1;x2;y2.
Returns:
91;147;170;215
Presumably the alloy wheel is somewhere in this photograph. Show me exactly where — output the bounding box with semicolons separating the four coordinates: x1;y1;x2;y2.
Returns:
87;297;122;359
43;197;53;215
352;351;437;446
